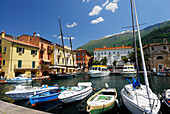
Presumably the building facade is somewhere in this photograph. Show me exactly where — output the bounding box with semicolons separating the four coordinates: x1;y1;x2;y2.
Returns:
17;32;53;75
50;44;77;73
93;45;133;66
74;49;92;68
0;31;39;79
143;39;170;71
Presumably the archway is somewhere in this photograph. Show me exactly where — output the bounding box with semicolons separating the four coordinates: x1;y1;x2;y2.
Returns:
42;71;49;76
15;72;23;77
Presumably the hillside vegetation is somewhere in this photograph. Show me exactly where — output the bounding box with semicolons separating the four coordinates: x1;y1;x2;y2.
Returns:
78;20;170;54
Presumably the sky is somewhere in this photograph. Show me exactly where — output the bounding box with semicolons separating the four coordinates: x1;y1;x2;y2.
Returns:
0;0;170;49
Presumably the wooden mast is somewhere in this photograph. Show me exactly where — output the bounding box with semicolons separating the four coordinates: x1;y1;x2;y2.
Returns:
59;17;67;68
69;36;74;67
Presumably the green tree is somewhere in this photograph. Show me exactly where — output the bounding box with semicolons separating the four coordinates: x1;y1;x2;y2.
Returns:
121;56;129;63
100;57;107;65
92;60;100;65
113;60;117;66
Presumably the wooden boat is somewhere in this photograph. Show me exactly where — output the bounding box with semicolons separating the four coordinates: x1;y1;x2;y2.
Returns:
58;82;92;103
0;79;7;84
29;87;65;106
87;87;117;114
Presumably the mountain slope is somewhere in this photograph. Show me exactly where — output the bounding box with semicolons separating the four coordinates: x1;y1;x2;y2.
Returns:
78;20;170;54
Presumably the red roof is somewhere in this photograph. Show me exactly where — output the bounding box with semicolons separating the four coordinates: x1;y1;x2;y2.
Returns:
94;46;132;51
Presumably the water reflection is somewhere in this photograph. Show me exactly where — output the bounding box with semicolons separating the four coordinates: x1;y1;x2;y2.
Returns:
0;74;170;113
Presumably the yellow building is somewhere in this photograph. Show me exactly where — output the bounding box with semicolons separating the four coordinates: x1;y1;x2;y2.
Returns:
50;44;77;73
0;31;39;79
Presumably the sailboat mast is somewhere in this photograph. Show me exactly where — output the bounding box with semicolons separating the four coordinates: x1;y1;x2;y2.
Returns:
132;0;151;105
59;17;66;67
69;36;75;67
130;0;139;77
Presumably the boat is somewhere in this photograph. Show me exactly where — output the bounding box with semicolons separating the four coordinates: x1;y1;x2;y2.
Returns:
58;82;92;103
156;72;166;76
88;65;110;78
29;87;65;106
5;84;60;101
0;79;7;84
49;73;73;79
86;84;117;114
120;0;161;113
6;74;32;83
121;65;137;78
161;89;170;108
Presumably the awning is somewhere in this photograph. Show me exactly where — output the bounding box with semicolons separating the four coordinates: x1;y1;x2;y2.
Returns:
43;60;51;63
49;66;60;68
68;68;74;70
60;67;66;69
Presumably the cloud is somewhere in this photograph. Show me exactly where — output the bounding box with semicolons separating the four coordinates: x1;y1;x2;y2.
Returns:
66;22;78;28
68;37;75;40
105;2;118;13
113;0;119;2
83;0;89;2
91;17;104;24
89;5;102;16
52;35;57;37
102;0;109;7
57;35;68;39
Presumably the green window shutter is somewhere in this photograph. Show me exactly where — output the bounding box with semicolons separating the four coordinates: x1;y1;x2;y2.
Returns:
18;60;22;68
35;51;37;55
32;61;35;68
17;47;19;53
22;48;24;53
31;50;33;55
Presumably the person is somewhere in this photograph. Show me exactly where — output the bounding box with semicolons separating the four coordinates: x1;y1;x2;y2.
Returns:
1;76;3;79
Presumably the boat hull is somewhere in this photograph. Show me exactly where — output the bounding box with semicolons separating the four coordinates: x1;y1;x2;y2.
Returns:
121;72;136;78
29;92;60;106
59;87;92;103
49;74;73;79
89;72;110;78
89;102;115;114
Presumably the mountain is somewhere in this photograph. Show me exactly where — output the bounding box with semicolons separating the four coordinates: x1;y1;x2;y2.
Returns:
77;20;170;54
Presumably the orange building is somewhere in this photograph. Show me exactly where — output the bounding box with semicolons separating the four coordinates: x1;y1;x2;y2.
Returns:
74;49;92;68
17;32;53;75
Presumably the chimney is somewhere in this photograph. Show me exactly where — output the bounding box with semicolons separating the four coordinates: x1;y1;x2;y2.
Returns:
103;46;106;48
1;31;5;38
33;32;36;37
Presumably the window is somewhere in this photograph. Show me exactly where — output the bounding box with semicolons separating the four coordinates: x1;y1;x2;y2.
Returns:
70;59;72;64
113;52;115;54
101;52;103;55
58;49;60;53
0;40;1;44
40;40;44;42
78;53;80;56
62;58;64;64
17;47;24;54
78;63;81;66
104;52;106;55
163;46;166;50
18;60;22;68
95;58;97;60
82;53;85;56
82;58;85;61
98;53;100;55
3;60;5;66
151;47;154;51
109;52;111;55
78;58;81;61
95;53;96;55
30;38;32;41
31;50;37;55
117;51;119;54
128;51;130;54
4;47;6;53
40;52;43;59
82;63;85;66
32;61;35;68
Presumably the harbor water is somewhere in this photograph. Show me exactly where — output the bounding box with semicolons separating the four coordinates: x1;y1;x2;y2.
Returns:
0;74;170;114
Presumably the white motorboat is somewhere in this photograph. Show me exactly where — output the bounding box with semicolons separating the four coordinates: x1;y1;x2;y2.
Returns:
120;0;161;113
5;84;60;101
6;74;32;83
58;82;92;103
121;65;137;78
88;65;110;78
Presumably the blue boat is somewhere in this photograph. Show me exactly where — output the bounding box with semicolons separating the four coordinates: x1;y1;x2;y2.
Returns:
29;87;65;106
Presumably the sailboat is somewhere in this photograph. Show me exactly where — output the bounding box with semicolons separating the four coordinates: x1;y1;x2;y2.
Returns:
120;0;161;113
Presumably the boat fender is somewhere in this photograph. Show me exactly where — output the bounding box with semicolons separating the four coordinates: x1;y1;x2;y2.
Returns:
34;91;36;95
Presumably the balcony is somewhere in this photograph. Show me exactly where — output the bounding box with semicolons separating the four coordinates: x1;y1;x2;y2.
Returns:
47;47;53;54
